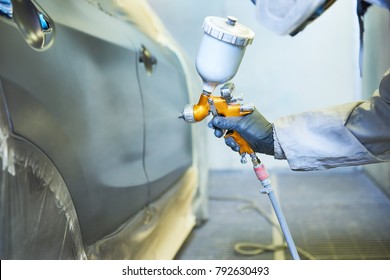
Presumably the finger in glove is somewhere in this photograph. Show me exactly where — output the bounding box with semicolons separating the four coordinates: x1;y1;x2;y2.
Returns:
225;136;240;152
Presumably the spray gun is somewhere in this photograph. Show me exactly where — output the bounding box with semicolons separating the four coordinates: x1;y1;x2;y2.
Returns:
179;16;256;164
179;16;300;260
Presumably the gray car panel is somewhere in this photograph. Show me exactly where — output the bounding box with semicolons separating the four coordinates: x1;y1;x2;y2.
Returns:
136;36;193;200
0;2;150;245
0;0;197;255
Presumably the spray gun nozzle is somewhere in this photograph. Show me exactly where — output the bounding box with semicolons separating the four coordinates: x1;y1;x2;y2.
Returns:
179;104;197;123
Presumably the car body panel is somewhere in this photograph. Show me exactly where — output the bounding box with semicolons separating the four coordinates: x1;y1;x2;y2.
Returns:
0;0;195;252
136;36;193;199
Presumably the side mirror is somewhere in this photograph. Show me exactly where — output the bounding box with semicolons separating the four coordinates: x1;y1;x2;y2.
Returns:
12;0;54;50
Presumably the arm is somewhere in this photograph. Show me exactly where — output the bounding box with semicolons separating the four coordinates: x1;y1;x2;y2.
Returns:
274;69;390;170
210;70;390;171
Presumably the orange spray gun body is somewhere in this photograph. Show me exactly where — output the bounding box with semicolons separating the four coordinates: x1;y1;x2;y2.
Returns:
180;82;256;163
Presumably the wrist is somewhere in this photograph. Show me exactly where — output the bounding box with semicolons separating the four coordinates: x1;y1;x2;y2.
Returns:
273;125;286;159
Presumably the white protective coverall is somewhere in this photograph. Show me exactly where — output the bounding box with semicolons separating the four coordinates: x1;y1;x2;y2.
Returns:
273;69;390;170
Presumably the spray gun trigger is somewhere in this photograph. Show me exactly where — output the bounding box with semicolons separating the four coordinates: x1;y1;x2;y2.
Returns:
208;98;219;116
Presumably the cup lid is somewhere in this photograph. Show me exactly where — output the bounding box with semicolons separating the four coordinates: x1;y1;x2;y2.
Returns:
202;16;255;46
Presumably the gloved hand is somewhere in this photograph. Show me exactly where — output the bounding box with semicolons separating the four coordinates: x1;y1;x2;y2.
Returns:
208;108;275;155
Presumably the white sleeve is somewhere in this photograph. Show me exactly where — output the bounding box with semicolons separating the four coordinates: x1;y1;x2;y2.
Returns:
273;70;390;171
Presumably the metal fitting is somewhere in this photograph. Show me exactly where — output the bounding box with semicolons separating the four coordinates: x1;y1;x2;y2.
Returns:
220;82;235;103
240;103;255;113
240;153;248;164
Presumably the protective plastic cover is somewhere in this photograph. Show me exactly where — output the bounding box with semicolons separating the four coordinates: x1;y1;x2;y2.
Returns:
0;89;87;259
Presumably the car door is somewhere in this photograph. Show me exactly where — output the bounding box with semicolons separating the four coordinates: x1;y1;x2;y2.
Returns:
135;33;193;201
0;0;150;246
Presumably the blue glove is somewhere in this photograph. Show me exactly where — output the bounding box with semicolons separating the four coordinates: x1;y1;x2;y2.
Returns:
208;108;275;155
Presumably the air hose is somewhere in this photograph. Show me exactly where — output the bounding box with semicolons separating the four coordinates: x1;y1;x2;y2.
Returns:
252;159;300;260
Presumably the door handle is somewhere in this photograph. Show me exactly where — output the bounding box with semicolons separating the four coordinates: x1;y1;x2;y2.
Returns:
138;45;157;74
